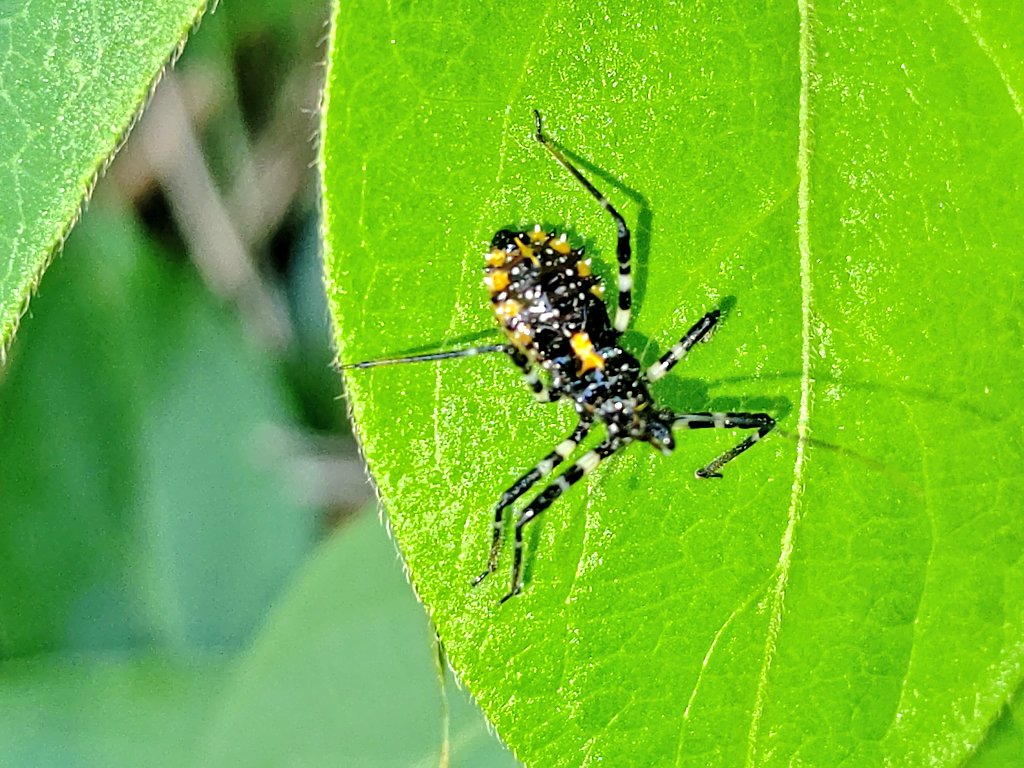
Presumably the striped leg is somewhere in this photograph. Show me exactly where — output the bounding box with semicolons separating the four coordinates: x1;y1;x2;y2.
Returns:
341;344;509;369
343;343;560;403
612;220;633;333
646;310;721;381
507;348;558;402
533;110;633;334
673;412;776;478
500;438;624;603
472;418;592;587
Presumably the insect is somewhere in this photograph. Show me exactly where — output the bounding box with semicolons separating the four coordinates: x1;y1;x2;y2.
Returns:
344;111;775;602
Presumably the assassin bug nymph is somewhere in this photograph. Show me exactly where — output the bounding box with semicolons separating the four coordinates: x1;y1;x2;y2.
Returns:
344;111;775;603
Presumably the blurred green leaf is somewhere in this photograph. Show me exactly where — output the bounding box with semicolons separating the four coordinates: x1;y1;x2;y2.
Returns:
0;204;316;656
200;509;520;767
322;1;1024;765
0;0;208;353
0;654;229;768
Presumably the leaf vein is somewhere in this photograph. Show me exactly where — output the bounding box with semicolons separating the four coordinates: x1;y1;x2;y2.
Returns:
746;0;816;763
945;0;1024;127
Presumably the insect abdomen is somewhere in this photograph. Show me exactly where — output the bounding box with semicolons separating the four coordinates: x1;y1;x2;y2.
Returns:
485;227;610;370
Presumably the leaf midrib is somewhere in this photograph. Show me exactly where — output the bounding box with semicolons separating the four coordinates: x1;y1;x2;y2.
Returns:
744;0;816;762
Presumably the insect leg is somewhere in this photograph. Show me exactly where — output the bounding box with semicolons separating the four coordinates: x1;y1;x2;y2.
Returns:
341;344;510;369
646;310;720;381
507;348;560;402
500;438;623;603
672;412;776;478
472;418;592;587
343;343;561;403
533;110;633;334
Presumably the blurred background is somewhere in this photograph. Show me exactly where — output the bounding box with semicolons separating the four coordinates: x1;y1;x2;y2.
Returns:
0;3;517;765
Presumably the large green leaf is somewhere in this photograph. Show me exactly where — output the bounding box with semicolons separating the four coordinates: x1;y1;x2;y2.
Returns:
200;509;519;767
0;0;208;354
0;654;229;767
322;1;1024;765
967;693;1024;767
0;204;316;657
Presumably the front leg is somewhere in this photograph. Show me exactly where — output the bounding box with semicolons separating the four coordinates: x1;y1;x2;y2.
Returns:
673;412;775;478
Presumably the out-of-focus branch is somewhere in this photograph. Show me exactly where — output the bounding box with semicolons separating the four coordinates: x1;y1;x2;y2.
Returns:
227;68;321;249
117;72;292;349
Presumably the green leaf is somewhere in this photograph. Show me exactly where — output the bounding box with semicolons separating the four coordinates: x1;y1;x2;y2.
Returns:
0;654;229;768
321;2;1024;765
199;509;520;767
0;0;208;354
965;688;1024;767
0;204;316;656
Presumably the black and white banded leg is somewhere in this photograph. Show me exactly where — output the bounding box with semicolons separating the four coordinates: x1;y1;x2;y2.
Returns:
507;348;558;403
501;438;624;603
646;310;721;381
673;412;776;478
342;343;558;403
473;418;592;587
533;110;633;334
340;343;510;370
